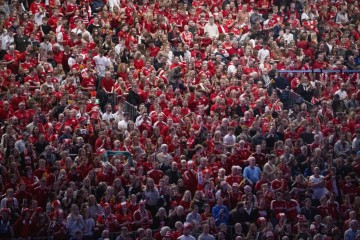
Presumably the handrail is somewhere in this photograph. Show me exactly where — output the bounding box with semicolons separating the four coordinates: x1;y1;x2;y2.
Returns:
123;100;140;122
123;100;141;115
290;90;314;106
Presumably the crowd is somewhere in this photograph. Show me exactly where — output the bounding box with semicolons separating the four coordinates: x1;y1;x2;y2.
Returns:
0;0;360;239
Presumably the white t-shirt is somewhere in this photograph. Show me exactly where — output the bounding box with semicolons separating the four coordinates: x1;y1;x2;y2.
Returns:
334;89;348;100
309;175;328;200
284;33;294;44
117;119;128;130
178;235;196;240
102;112;115;122
204;23;219;39
93;55;111;77
257;48;270;64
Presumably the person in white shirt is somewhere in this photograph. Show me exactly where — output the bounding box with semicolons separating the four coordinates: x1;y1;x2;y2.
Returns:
108;0;120;12
39;35;52;51
283;28;294;44
223;127;236;151
204;15;219;39
93;49;111;77
135;112;152;127
198;223;216;240
257;44;270;64
114;40;125;56
309;167;328;200
34;10;46;26
117;112;130;130
178;222;196;240
334;83;348;101
114;104;125;122
227;57;239;74
1;30;14;50
185;205;202;225
102;104;115;122
336;7;349;24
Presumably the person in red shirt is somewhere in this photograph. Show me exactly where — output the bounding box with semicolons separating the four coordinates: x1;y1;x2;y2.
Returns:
182;161;198;196
133;51;145;70
251;145;267;168
115;202;134;231
317;196;331;219
133;200;153;229
147;162;164;185
29;0;46;14
101;71;115;93
226;165;243;186
32;178;50;209
97;163;116;186
13;208;34;238
270;192;287;219
284;191;300;223
3;44;20;73
233;140;252;168
96;204;120;233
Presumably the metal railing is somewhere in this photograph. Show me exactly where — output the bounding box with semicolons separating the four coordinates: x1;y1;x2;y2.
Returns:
123;100;140;122
107;93;140;122
288;90;315;111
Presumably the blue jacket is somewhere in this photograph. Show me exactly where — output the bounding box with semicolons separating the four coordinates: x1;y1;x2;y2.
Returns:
211;204;229;226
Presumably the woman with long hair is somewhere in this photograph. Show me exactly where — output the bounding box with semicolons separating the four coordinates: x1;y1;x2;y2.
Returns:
152;207;169;229
179;190;192;213
66;204;85;238
128;177;144;201
144;178;159;216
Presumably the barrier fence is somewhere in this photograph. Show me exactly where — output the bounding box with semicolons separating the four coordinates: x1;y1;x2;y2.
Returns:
288;90;315;111
123;100;140;122
107;93;140;122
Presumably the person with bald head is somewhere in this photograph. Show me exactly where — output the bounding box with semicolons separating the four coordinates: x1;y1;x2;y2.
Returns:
309;166;328;202
243;157;261;186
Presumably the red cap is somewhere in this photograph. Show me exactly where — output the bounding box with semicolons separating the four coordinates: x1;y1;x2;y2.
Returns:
52;200;61;208
171;201;178;207
22;208;30;215
257;217;267;224
36;207;43;213
97;148;106;155
77;116;86;124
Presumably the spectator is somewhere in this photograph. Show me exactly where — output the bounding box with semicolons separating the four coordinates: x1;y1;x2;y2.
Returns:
172;223;191;240
334;134;352;157
204;15;219;39
66;204;85;238
0;1;359;239
308;167;328;202
243;157;262;186
212;198;229;226
344;220;360;240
